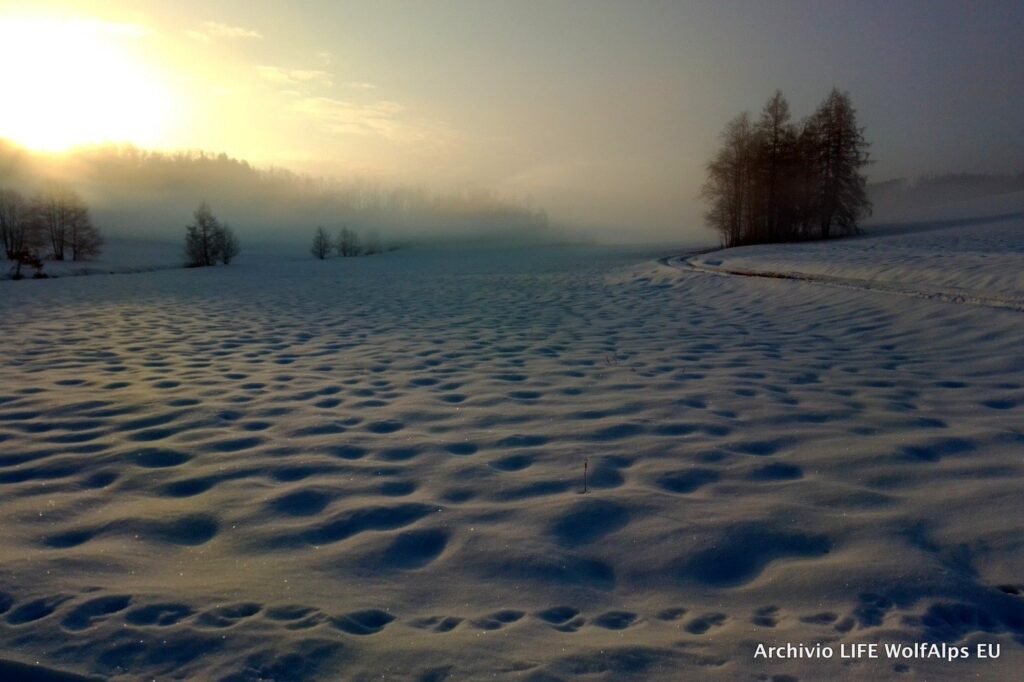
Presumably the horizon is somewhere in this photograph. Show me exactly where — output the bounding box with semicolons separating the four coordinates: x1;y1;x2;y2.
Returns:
1;1;1022;241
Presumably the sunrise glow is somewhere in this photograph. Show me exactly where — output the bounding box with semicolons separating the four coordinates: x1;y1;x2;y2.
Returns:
0;17;172;151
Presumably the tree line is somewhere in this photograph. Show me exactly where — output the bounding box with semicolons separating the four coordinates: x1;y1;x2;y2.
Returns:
702;88;872;247
1;183;103;278
311;226;388;259
0;140;550;243
869;172;1024;216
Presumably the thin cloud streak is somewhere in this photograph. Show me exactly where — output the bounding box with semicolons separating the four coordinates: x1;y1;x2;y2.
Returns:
292;96;458;151
187;20;263;43
257;65;333;89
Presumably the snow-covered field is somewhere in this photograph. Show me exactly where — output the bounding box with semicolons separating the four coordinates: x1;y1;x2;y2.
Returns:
0;205;1022;680
1;238;184;281
688;191;1024;308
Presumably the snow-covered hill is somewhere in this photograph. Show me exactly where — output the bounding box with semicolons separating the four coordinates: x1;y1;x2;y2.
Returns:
686;190;1024;307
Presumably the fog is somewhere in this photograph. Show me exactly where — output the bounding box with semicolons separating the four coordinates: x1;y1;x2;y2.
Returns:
868;173;1024;219
0;140;554;247
1;1;1022;244
4;137;1020;253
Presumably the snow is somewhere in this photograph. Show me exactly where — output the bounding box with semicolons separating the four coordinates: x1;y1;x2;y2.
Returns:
1;237;183;280
687;190;1024;307
0;201;1023;680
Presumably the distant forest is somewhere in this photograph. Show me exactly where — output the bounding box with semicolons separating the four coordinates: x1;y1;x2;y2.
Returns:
869;172;1024;216
0;139;551;244
703;89;872;248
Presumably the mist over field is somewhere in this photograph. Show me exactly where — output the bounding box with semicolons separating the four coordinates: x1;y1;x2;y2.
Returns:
868;173;1024;220
3;2;1021;246
0;140;555;247
3;135;1020;254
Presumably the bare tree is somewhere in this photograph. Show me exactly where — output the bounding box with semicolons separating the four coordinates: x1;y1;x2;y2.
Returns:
702;112;757;247
756;91;796;242
9;249;45;280
66;203;104;261
792;116;824;240
311;226;331;259
336;226;361;257
214;223;240;264
185;202;220;267
4;185;101;264
703;89;871;246
810;89;872;239
32;190;65;261
0;188;32;259
31;183;92;261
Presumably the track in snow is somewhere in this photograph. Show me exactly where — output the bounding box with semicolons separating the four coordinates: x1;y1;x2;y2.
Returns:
658;253;1024;313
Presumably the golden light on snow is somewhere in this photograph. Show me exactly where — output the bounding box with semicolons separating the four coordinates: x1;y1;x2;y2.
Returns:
0;17;173;151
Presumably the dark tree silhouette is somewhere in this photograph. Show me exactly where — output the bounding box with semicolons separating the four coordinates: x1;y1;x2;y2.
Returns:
4;184;101;265
810;88;872;239
0;188;32;259
31;183;96;261
185;202;220;267
702;112;757;247
703;89;871;247
9;249;45;280
215;223;240;264
756;90;796;242
336;226;361;257
792;117;823;239
311;226;331;259
66;203;104;261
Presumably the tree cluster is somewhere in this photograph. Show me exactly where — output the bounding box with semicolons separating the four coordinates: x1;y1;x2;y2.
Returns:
703;88;872;247
184;202;240;267
1;183;103;277
311;226;386;259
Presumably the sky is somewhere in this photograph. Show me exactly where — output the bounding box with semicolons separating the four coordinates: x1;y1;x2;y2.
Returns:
0;0;1022;240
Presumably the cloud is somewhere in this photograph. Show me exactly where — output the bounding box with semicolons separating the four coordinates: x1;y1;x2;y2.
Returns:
343;81;376;91
187;21;263;43
293;97;451;146
294;97;403;137
257;65;333;89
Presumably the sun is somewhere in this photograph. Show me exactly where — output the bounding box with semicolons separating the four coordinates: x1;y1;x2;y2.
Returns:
0;16;173;152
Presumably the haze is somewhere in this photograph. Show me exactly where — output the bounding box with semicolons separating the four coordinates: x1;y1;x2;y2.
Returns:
1;0;1022;241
